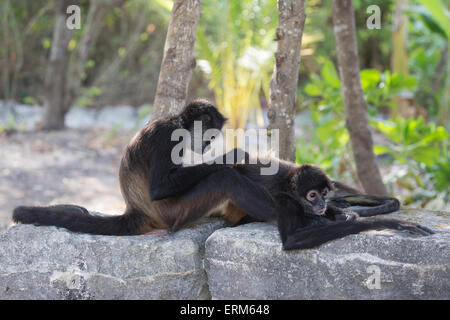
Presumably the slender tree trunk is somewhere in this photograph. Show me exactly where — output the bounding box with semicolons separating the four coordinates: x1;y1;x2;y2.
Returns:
430;43;448;96
92;5;147;90
64;0;125;112
331;0;388;196
437;49;450;128
42;0;74;130
152;0;202;120
42;0;125;130
392;0;410;117
267;0;306;161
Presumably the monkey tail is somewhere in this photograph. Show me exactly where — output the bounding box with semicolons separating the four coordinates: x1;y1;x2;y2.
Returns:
333;196;400;217
12;205;147;235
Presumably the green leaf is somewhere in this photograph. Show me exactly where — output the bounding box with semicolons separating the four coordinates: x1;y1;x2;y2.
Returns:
407;5;448;39
371;120;397;141
304;83;322;96
317;119;344;143
361;69;380;90
410;146;440;165
321;60;341;88
373;145;391;155
416;0;450;39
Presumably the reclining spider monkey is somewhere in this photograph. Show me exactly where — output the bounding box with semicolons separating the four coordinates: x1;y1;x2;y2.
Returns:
12;100;434;250
232;162;433;249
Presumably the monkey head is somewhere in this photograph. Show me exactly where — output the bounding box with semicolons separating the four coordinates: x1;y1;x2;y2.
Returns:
289;164;333;216
181;99;226;131
180;99;227;153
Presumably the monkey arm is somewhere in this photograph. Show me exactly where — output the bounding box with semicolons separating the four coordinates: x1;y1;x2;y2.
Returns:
149;148;249;201
276;193;433;251
150;163;225;201
282;217;434;250
324;204;359;221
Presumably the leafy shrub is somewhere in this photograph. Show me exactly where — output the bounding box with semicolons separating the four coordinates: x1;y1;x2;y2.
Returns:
299;59;449;208
371;116;449;205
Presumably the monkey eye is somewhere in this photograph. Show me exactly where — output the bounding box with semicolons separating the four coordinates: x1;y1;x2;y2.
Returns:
322;188;329;198
306;190;317;202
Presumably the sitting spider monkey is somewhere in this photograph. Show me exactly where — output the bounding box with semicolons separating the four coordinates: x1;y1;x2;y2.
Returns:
12;99;433;250
13;99;278;235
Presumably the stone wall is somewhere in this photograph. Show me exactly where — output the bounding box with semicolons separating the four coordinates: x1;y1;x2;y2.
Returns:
0;209;448;299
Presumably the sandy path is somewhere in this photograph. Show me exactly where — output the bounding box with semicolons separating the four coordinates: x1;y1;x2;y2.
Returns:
0;128;135;230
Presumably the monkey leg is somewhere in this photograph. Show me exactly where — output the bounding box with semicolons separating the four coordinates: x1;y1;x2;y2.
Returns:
282;218;434;250
222;202;248;225
221;202;263;226
158;167;278;231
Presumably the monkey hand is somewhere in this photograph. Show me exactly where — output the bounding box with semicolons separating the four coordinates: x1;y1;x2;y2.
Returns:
342;209;359;221
394;220;435;236
363;217;435;236
329;207;358;222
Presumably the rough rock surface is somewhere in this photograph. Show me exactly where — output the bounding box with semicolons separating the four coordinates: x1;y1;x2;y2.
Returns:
0;218;225;300
1;209;449;300
205;209;450;299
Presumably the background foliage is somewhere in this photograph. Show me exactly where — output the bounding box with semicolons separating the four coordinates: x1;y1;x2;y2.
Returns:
0;0;448;209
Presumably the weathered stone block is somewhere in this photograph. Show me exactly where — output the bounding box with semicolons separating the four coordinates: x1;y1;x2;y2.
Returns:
0;219;225;300
205;209;450;299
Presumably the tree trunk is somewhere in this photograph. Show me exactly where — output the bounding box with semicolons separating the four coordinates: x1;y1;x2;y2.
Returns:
392;0;411;117
42;0;124;130
430;43;448;96
331;0;388;196
152;0;202;121
267;0;306;161
437;48;450;128
65;0;124;112
42;0;74;130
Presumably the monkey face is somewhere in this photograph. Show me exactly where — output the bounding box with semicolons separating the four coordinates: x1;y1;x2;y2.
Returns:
183;100;227;154
305;188;329;216
289;164;333;217
289;185;330;217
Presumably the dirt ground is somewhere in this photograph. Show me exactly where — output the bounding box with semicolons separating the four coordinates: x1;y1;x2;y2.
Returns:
0;128;136;231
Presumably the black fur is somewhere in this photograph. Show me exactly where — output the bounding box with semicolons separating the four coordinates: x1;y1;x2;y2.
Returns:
328;195;400;216
12;100;432;248
235;161;433;250
12;99;278;235
12;205;148;236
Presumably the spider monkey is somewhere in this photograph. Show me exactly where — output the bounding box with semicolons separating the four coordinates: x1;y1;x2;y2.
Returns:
13;100;433;250
231;160;434;250
13;99;278;235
